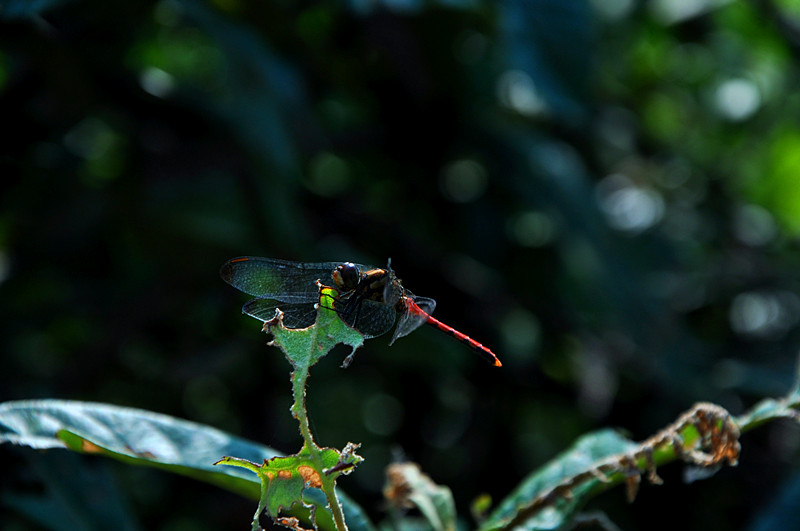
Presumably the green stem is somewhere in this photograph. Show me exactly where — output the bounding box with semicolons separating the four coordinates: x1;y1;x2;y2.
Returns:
319;468;348;531
291;365;314;446
290;364;349;531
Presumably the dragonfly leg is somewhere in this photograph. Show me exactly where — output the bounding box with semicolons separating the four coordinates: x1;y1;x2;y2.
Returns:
336;294;365;330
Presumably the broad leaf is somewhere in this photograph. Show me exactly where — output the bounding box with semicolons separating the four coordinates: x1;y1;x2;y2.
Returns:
0;399;277;499
0;399;374;531
0;400;277;498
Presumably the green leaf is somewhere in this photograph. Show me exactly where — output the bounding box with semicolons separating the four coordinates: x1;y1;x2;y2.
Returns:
217;445;361;531
737;397;800;434
0;399;374;531
270;286;364;369
0;399;277;499
481;429;637;531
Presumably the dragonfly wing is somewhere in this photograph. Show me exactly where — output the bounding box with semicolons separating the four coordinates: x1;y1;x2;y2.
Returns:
340;299;397;339
411;296;436;315
221;257;378;301
390;296;436;344
220;257;342;300
242;297;318;329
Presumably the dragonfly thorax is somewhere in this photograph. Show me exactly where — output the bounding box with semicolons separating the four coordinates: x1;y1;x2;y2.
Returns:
352;268;391;302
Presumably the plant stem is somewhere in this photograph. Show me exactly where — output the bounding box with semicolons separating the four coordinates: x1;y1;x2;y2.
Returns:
320;469;348;531
290;364;349;531
291;365;314;445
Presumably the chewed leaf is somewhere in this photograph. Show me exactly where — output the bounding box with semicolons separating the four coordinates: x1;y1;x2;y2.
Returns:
217;444;363;531
481;429;637;531
483;403;743;531
268;286;365;369
324;441;364;478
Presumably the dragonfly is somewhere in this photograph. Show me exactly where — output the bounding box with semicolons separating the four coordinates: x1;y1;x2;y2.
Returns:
220;256;502;367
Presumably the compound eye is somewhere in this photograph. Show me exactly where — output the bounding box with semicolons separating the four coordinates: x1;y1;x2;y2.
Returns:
333;262;360;291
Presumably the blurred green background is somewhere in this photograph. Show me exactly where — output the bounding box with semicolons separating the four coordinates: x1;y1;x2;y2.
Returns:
3;0;800;529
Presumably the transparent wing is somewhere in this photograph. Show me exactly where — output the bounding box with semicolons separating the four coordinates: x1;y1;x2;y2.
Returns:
338;298;397;339
220;256;372;302
242;297;319;329
390;296;436;345
244;294;397;336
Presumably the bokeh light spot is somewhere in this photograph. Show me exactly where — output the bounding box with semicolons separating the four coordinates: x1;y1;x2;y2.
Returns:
590;0;635;20
64;118;117;160
596;174;665;232
508;210;557;247
499;307;541;360
714;78;760;121
530;141;585;181
453;30;488;64
730;290;800;338
140;66;176;98
439;159;488;203
306;152;351;197
733;203;778;246
497;70;546;117
650;0;722;25
63;118;126;185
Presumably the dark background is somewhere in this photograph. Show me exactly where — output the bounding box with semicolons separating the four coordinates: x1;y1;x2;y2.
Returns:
3;0;800;529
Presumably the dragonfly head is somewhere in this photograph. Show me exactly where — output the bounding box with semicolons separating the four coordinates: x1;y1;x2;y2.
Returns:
333;262;361;292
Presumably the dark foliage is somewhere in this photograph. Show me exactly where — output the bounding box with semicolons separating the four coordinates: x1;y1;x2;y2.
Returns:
3;0;800;529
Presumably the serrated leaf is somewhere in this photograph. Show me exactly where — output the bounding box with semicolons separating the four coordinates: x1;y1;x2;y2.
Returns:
269;286;364;369
217;446;349;530
481;429;637;531
218;441;363;531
